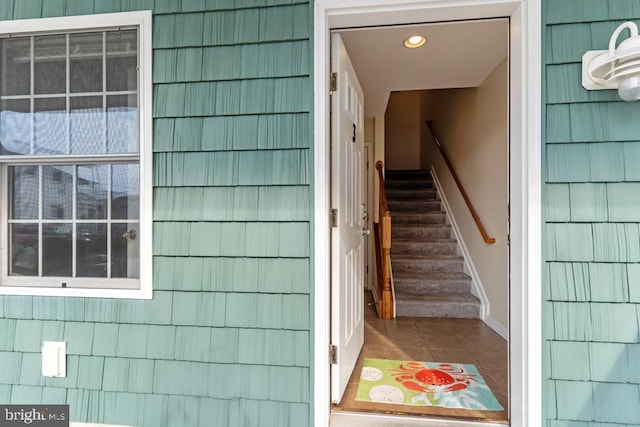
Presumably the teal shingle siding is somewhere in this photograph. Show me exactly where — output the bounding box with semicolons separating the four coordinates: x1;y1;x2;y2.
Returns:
0;1;312;426
544;1;640;425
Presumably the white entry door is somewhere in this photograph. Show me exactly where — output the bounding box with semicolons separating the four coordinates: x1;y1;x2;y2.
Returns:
330;32;365;404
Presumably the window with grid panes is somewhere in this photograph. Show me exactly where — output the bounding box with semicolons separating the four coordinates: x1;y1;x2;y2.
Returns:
0;11;152;298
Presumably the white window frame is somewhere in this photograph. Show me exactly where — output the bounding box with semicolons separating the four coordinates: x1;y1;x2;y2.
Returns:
0;11;153;299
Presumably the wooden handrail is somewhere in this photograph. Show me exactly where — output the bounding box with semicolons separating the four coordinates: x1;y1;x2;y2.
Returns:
426;121;496;244
375;161;394;319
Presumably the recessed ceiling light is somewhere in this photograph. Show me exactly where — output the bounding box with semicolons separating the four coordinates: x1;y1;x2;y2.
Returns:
403;35;427;49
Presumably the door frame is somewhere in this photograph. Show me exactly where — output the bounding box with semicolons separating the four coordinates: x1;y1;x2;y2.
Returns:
312;1;542;426
364;141;374;291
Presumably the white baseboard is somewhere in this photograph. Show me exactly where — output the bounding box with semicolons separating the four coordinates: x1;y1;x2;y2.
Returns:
430;167;490;319
484;314;508;340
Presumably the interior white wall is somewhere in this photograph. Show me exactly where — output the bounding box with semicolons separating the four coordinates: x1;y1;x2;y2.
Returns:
364;117;375;143
423;57;509;328
373;114;385;222
384;91;422;170
419;92;434;169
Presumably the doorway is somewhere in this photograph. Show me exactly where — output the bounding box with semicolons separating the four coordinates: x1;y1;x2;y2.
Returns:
313;1;542;427
329;18;509;423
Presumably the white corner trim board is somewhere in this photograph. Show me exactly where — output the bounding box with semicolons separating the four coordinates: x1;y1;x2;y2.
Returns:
314;1;541;427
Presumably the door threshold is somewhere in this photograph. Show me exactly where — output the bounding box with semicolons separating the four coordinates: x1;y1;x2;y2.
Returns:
330;411;508;427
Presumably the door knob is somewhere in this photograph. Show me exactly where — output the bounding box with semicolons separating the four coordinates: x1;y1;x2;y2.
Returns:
362;228;371;236
122;229;137;240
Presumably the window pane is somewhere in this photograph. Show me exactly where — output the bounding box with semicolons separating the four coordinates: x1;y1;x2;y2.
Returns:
71;96;104;154
106;30;137;92
10;166;38;220
107;95;137;153
1;37;31;96
43;223;72;276
0;99;31;155
43;165;73;220
76;223;107;277
111;223;139;278
112;163;139;219
34;97;67;155
77;164;108;220
70;32;103;93
10;223;38;276
34;35;66;95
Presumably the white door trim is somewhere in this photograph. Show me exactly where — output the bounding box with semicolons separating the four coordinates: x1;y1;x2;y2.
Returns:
312;1;542;427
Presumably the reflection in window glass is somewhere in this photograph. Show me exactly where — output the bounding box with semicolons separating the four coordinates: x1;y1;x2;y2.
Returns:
70;32;103;93
0;28;139;158
112;163;139;219
34;97;67;155
77;223;107;277
1;38;31;96
107;95;137;153
43;165;73;220
111;223;139;278
10;166;38;220
77;164;109;219
34;34;66;95
106;30;137;92
10;224;38;276
0;100;31;155
43;223;72;276
71;96;104;154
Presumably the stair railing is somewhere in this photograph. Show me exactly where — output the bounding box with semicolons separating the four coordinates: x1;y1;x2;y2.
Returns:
375;161;394;319
426;121;496;244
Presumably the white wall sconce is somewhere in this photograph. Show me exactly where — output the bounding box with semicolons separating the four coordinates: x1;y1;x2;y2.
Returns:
582;21;640;101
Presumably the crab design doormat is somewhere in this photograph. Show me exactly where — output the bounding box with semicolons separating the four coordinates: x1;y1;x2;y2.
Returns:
355;358;503;411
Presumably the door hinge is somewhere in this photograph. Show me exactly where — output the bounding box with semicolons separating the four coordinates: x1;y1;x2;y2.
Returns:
329;344;338;364
330;209;338;227
330;72;337;94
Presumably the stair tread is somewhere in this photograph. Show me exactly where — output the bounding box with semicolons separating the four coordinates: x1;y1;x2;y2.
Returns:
393;211;446;215
394;271;471;280
394;292;480;304
389;200;438;203
393;224;450;229
393;238;456;244
392;253;463;260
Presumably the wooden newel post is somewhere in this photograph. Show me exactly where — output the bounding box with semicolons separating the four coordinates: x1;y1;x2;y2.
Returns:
381;212;392;319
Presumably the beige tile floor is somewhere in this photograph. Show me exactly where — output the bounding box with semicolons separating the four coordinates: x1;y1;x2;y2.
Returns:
332;291;509;423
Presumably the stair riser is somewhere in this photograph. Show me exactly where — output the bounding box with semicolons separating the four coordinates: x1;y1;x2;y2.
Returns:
395;302;480;318
392;227;451;240
385;171;431;180
394;279;471;294
385;181;434;190
392;259;464;273
393;213;446;224
392;241;458;255
388;201;442;212
386;190;437;200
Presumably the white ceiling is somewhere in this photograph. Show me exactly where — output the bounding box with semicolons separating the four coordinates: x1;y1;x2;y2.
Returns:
338;19;509;117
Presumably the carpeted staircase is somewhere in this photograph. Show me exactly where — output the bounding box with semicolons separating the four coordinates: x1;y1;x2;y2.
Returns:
386;169;481;318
